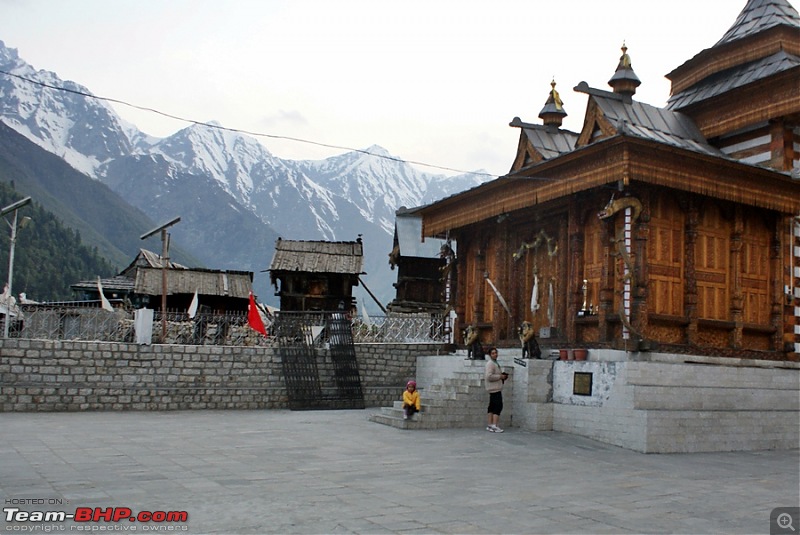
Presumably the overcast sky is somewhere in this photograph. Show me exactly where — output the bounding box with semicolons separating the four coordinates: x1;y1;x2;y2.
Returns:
1;0;754;177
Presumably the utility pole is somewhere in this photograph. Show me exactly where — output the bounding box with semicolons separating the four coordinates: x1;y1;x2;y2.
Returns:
140;216;180;343
2;196;32;339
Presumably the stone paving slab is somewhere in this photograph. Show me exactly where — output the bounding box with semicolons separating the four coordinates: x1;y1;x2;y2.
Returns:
0;409;798;534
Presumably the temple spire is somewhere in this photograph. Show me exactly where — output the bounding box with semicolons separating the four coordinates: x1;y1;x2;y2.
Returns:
538;79;567;129
608;42;641;100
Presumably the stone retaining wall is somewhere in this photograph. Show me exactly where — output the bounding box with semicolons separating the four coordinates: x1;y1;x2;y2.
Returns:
0;339;442;411
522;351;800;453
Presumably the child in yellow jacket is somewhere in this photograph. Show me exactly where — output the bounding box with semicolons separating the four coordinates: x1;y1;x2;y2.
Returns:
402;380;421;420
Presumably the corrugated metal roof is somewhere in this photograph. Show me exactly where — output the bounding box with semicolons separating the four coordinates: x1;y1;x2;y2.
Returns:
668;50;800;109
395;214;446;258
523;127;578;160
590;91;726;158
269;239;364;274
714;0;799;47
510;118;578;161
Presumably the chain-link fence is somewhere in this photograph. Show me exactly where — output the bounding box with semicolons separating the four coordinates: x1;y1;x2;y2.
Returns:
3;305;450;345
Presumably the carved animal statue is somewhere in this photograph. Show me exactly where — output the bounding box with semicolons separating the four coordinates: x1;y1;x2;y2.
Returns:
597;195;642;223
597;194;644;340
518;321;542;359
464;325;485;360
439;242;456;282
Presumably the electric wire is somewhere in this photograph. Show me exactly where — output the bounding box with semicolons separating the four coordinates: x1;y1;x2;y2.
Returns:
0;68;501;179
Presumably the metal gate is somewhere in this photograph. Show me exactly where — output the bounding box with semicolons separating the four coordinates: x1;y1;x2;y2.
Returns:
275;312;364;410
326;312;365;409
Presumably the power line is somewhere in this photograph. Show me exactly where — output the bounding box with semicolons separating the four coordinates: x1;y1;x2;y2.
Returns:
0;68;499;179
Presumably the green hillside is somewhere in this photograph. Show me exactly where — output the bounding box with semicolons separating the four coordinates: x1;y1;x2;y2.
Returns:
0;182;117;301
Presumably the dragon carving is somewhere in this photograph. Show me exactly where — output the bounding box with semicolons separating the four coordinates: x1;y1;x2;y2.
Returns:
597;195;643;340
512;229;558;261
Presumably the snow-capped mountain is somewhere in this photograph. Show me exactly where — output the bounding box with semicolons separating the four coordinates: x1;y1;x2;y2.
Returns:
0;39;491;307
0;42;133;177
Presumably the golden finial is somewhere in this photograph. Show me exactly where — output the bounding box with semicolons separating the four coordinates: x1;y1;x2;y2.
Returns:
550;79;563;111
618;41;632;70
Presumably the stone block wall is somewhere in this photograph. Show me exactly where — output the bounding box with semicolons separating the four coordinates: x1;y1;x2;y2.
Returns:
548;352;800;453
0;339;442;411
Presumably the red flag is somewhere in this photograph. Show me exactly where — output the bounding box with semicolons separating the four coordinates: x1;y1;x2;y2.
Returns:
248;292;267;336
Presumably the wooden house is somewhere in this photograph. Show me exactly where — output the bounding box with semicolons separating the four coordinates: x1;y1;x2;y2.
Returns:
268;237;364;312
387;208;451;314
415;0;800;359
71;249;253;313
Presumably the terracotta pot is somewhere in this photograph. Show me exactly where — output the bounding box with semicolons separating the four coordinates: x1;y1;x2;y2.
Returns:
558;349;570;361
573;348;588;361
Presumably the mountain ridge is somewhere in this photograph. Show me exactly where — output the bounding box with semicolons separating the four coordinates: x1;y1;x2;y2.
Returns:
0;39;492;309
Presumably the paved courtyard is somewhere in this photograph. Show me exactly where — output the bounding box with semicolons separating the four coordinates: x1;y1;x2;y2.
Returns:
1;409;798;534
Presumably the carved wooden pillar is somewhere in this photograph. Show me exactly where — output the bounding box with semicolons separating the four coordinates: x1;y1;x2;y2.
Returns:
496;221;512;341
730;207;744;349
454;234;469;337
567;199;584;343
633;192;650;339
684;199;699;345
557;216;570;342
475;237;487;324
771;216;786;352
598;216;614;342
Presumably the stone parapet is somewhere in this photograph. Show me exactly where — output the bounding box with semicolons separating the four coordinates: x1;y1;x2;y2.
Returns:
0;339;443;411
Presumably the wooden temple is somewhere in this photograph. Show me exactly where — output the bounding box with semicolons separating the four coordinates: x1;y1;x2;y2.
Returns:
415;0;800;360
267;237;364;312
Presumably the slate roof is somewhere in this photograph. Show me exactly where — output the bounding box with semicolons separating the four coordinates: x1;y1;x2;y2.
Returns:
268;238;364;275
72;248;253;299
119;249;187;278
133;268;252;298
523;125;579;161
576;84;726;158
714;0;800;47
668;50;800;109
71;276;136;294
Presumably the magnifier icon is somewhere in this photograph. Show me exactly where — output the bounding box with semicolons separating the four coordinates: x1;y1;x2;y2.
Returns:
778;512;796;532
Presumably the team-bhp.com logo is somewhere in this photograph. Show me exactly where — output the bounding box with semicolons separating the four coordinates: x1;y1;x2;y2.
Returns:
4;506;188;529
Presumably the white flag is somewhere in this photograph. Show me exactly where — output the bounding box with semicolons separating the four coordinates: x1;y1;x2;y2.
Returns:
531;274;540;313
188;289;199;319
361;305;371;327
97;277;113;312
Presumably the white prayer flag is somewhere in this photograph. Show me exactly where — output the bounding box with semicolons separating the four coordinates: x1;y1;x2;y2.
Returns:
97;277;113;312
188;289;199;319
531;274;540;313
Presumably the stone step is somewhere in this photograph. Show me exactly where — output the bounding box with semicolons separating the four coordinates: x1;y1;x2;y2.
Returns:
368;412;438;430
370;365;493;430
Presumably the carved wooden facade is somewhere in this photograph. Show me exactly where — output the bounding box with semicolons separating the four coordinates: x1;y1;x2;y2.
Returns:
415;0;800;359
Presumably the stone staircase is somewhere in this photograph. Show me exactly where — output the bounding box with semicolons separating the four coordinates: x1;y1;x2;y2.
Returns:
369;365;498;430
